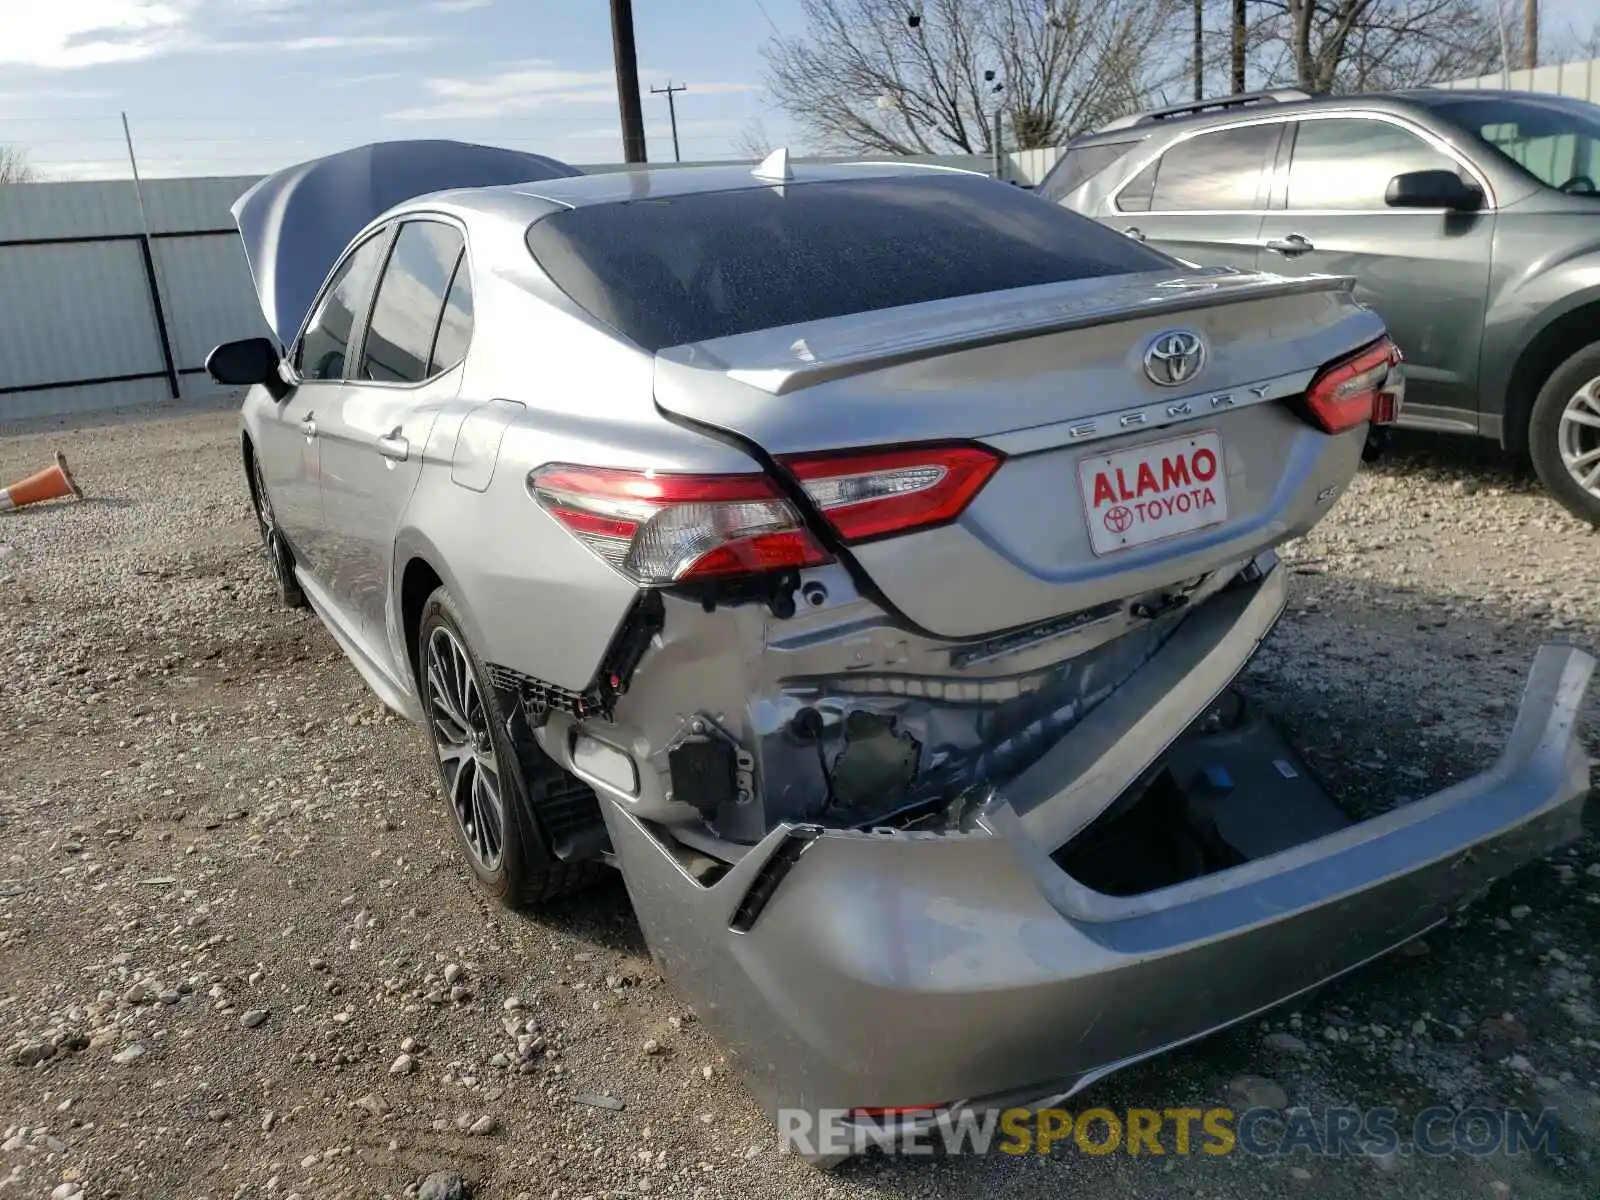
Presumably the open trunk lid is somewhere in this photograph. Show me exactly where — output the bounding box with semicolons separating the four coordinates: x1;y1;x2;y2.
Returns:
653;268;1389;638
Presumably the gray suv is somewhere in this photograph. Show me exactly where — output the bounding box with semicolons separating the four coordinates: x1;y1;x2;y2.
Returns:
1043;87;1600;523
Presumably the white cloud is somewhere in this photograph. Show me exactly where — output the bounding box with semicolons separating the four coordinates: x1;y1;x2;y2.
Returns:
323;70;404;88
0;2;190;69
389;63;757;121
427;0;493;10
0;1;431;70
271;34;430;52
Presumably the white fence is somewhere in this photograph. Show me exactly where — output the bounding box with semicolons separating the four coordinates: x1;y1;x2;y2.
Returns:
0;176;270;421
1433;58;1600;102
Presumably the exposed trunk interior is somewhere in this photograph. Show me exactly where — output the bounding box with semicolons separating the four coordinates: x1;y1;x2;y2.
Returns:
1052;689;1353;896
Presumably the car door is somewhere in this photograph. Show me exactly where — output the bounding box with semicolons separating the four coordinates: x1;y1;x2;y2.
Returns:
1108;121;1281;270
315;217;470;658
1256;114;1496;429
257;230;390;578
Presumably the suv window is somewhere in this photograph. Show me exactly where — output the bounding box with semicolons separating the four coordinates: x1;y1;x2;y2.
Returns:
359;221;467;384
1117;123;1278;213
1037;140;1141;202
1425;94;1600;195
296;233;388;381
525;173;1171;353
1287;117;1459;210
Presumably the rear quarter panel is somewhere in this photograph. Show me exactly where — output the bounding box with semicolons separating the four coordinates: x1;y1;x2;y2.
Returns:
394;262;768;695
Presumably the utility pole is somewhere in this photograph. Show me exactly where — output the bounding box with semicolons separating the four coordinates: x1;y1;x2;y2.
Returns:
1193;0;1204;100
1231;0;1247;93
609;0;647;163
650;81;687;163
1523;0;1538;69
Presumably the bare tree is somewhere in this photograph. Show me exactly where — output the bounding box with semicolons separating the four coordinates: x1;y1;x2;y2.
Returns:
734;118;777;160
1248;0;1521;93
760;0;1187;154
0;144;39;184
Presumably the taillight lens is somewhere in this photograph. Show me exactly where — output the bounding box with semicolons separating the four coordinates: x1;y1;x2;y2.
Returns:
529;466;830;585
780;443;1002;543
1303;336;1405;434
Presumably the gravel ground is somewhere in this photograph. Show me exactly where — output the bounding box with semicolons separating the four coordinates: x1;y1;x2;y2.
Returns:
1;405;1598;1200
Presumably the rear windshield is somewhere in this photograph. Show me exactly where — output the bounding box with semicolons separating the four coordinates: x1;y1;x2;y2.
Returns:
524;173;1171;351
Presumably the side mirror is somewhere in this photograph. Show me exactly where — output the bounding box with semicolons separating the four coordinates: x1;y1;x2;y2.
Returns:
206;337;290;400
1384;169;1483;213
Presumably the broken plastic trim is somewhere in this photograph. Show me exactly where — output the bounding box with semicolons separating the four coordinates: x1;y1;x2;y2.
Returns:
486;592;664;724
729;826;821;932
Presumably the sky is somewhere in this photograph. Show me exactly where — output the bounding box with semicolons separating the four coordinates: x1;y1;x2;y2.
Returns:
0;0;811;179
0;0;1595;181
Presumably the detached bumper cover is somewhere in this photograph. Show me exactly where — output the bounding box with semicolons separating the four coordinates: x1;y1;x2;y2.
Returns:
602;606;1593;1118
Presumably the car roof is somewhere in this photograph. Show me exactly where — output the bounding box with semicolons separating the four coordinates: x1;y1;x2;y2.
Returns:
1065;86;1592;148
410;159;989;221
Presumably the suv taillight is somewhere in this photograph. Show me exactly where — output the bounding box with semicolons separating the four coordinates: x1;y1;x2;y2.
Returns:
780;443;1003;543
529;466;831;585
1303;336;1405;434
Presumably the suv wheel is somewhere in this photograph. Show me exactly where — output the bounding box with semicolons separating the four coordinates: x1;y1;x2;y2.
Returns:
1530;341;1600;525
417;587;606;906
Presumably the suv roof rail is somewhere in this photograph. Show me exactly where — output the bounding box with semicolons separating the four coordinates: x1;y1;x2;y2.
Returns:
1096;88;1316;133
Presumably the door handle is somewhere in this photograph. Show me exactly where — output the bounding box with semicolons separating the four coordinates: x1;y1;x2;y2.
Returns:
300;413;317;439
1264;233;1315;256
1122;226;1146;242
376;431;410;463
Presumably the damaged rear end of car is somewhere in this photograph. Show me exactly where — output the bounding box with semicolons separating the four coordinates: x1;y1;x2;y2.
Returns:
496;168;1591;1149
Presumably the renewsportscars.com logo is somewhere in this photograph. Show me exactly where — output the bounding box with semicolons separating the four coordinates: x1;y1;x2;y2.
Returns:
778;1105;1562;1159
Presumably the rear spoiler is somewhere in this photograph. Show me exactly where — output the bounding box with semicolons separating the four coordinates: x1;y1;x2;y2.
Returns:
661;269;1355;397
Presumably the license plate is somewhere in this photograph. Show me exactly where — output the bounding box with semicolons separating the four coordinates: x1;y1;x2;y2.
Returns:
1078;431;1228;556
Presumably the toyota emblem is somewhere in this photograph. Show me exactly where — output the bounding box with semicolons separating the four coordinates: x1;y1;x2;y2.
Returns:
1142;329;1206;388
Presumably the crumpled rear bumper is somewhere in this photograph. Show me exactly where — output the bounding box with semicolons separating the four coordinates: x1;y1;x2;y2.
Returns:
599;577;1594;1123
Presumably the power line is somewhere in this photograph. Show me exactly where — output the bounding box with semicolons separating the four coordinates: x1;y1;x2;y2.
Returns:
649;81;687;162
752;0;783;36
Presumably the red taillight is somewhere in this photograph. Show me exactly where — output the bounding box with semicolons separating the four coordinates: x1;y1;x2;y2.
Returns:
1303;336;1405;434
529;466;830;585
780;443;1002;543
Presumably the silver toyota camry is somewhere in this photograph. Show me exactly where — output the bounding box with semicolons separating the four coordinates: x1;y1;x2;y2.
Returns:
209;139;1593;1156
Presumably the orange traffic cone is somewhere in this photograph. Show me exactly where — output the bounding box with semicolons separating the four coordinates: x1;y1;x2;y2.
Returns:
0;451;84;511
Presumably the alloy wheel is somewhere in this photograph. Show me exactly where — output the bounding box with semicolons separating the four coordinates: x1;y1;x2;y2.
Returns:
425;625;505;872
251;455;289;574
1558;376;1600;500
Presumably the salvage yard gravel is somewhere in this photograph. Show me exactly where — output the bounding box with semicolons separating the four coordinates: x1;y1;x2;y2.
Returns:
1;404;1599;1199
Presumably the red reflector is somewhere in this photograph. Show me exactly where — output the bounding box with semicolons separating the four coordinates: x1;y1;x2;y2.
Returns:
848;1105;948;1119
782;443;1002;543
1303;336;1402;434
529;466;830;585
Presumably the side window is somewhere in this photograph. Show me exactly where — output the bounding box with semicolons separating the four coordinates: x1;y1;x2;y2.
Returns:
1287;118;1460;210
359;221;467;384
1146;124;1279;212
429;253;473;376
296;234;389;381
1116;158;1159;213
1038;140;1141;203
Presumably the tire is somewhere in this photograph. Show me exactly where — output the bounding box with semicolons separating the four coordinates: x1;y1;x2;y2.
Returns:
416;587;606;907
1529;341;1600;525
247;449;307;609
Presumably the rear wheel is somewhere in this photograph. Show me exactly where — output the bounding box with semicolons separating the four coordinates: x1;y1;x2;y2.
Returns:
1529;342;1600;525
417;587;606;906
247;448;307;609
